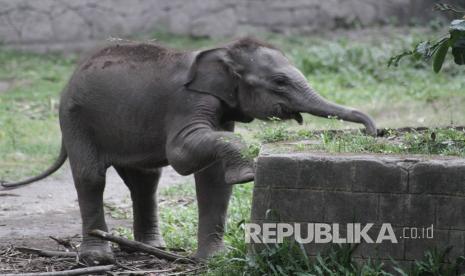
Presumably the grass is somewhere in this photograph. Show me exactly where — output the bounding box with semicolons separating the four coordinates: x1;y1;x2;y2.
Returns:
207;237;465;275
254;127;465;158
1;27;465;274
157;181;253;252
312;128;465;157
0;51;75;180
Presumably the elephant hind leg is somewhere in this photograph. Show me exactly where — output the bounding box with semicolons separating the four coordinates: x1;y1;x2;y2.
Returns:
68;151;113;265
114;166;165;247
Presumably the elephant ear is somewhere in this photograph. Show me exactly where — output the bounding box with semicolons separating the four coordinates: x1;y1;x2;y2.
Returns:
185;48;240;108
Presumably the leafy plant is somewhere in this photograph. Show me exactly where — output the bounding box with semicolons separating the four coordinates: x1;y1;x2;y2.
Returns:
255;119;293;143
393;247;465;276
241;142;261;159
389;3;465;72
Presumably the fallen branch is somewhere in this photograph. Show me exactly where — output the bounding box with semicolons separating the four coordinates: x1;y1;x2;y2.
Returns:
167;265;207;275
152;246;186;253
89;230;195;263
0;192;20;197
49;236;76;250
2;264;114;276
16;247;76;258
111;267;175;275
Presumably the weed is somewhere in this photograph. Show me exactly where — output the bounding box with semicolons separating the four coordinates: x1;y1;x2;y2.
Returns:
255;120;293;143
241;142;261;159
394;247;465;276
104;202;132;220
112;226;134;240
207;220;464;275
309;128;465;157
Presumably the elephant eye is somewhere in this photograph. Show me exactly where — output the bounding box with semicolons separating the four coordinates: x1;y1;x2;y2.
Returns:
272;77;288;86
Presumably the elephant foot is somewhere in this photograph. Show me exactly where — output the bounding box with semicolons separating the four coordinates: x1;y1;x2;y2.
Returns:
121;233;165;252
225;165;254;185
79;242;115;266
192;241;226;260
143;235;166;248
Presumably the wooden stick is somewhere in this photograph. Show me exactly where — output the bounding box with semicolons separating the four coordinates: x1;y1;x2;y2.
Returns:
16;247;76;258
0;192;20;197
89;230;195;263
112;268;175;275
167;265;206;275
2;264;114;276
49;236;75;250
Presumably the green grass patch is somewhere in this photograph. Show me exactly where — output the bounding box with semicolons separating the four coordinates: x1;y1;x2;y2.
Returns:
207;236;465;275
155;182;253;252
314;128;465;157
0;50;75;180
259;127;465;158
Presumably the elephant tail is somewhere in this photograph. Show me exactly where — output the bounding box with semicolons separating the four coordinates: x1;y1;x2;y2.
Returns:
1;142;67;189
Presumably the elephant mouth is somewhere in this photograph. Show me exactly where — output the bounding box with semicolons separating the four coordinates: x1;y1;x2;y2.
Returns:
276;104;303;125
293;113;303;124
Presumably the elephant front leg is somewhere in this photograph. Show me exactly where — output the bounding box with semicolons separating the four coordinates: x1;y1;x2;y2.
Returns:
194;161;232;259
167;128;254;185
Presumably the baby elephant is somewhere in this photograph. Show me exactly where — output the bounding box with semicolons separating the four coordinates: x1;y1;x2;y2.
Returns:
2;37;376;264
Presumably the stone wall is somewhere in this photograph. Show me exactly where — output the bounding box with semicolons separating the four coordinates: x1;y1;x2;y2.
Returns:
0;0;460;53
251;142;465;268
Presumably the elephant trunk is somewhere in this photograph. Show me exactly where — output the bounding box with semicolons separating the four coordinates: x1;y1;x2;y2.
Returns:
300;88;378;136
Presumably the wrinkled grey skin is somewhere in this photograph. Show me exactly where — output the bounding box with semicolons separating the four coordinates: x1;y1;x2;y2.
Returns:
1;38;377;265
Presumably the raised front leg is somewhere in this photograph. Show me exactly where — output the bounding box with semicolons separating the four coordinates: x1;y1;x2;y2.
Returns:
114;166;164;247
194;161;232;259
167;127;254;185
69;159;113;265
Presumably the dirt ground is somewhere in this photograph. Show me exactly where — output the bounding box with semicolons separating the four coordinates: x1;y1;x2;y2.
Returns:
0;163;193;250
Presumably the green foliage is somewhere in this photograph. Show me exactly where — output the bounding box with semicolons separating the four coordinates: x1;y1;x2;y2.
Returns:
394;247;465;276
0;50;74;181
250;125;465;158
255;119;293;143
158;183;198;250
389;4;465;72
207;219;462;275
241;142;261;159
308;128;465;157
104;202;132;220
113;226;134;241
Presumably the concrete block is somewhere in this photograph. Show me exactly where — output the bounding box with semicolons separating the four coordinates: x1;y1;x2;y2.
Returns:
404;229;465;261
437;196;465;230
272;189;326;222
324;192;378;223
252;142;465;265
379;194;435;227
255;156;299;188
410;161;465;196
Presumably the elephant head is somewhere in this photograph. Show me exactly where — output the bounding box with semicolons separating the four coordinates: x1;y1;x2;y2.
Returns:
186;38;377;136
